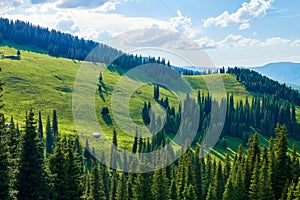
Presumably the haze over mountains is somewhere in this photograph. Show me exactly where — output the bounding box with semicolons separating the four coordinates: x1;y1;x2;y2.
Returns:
251;62;300;90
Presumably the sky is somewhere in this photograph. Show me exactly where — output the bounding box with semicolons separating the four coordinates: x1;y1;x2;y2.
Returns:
1;0;300;67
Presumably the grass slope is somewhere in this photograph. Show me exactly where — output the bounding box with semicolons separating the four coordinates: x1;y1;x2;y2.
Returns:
1;46;299;156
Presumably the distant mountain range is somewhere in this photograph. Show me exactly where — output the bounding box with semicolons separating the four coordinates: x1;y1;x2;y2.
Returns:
251;62;300;90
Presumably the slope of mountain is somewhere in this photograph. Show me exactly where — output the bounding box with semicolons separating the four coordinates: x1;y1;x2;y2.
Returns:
0;46;248;146
252;62;300;89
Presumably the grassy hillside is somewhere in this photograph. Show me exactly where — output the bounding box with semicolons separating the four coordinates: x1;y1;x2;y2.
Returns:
1;46;299;154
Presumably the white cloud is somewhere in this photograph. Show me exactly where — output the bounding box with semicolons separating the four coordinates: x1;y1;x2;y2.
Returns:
218;34;259;48
0;0;24;14
56;18;80;33
239;23;250;30
291;40;300;47
259;37;290;46
195;37;217;49
203;0;274;29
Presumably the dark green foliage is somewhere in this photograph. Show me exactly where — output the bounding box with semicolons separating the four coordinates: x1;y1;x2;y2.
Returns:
228;67;300;105
273;124;290;199
101;107;109;115
16;110;48;200
154;85;159;100
91;164;106;200
52;109;58;138
0;114;10;200
48;141;68;200
46;115;54;157
38;111;43;139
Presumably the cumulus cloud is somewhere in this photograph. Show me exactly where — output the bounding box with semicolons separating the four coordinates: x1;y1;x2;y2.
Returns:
291;40;300;47
0;0;24;13
58;0;109;9
203;0;274;29
169;10;192;34
195;35;294;49
259;37;290;46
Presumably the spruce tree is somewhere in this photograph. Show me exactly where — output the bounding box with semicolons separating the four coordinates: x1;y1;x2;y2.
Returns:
46;115;54;157
132;128;138;153
91;164;106;200
38;110;43;139
116;172;128;200
110;171;117;200
0;114;10;200
273;124;289;199
16;110;48;199
65;140;84;200
249;157;260;199
52;109;58;138
48;140;68;200
152;168;168;200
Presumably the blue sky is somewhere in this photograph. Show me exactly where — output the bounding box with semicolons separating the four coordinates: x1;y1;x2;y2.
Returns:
1;0;300;67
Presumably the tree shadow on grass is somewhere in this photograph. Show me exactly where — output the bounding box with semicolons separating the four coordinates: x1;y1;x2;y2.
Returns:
102;114;113;126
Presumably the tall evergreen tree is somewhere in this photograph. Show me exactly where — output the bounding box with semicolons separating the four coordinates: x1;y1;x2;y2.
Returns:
16;110;48;199
91;164;106;200
0;114;10;200
65;140;84;200
48;140;68;200
46;115;54;157
273;124;289;199
116;172;128;200
52;109;58;138
38;110;43;139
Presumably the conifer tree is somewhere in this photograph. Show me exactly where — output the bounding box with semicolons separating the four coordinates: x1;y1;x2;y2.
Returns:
91;164;106;200
132;128;138;153
16;110;48;199
249;157;260;199
48;140;68;200
52;109;58;138
273;124;289;199
116;172;128;200
65;140;84;200
46;115;54;157
152;168;168;200
38;110;43;139
0;113;10;200
110;171;117;200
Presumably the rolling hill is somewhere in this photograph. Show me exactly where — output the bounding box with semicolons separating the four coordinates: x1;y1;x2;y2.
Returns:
1;45;300;157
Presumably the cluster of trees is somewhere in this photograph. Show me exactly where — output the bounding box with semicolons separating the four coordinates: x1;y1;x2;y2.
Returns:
142;87;299;145
227;67;300;106
222;94;299;140
2;103;300;200
0;17;122;63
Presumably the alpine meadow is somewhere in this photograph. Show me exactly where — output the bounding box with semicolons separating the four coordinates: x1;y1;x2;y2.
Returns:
1;1;300;200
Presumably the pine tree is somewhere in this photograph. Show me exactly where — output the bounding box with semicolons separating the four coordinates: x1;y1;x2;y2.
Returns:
132;128;138;153
134;164;153;200
152;168;168;200
91;164;106;200
116;172;128;200
65;140;84;200
222;178;234;200
273;124;289;199
249;157;260;199
52;109;58;138
16;110;48;199
110;171;117;200
110;128;118;171
0;114;10;200
48;140;68;200
38;110;43;139
46;115;54;157
258;147;274;200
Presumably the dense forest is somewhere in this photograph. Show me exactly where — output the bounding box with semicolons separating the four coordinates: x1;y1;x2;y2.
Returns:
227;67;300;106
1;18;300;200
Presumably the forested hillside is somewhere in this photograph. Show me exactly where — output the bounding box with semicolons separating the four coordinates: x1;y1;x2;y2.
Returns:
1;18;300;199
